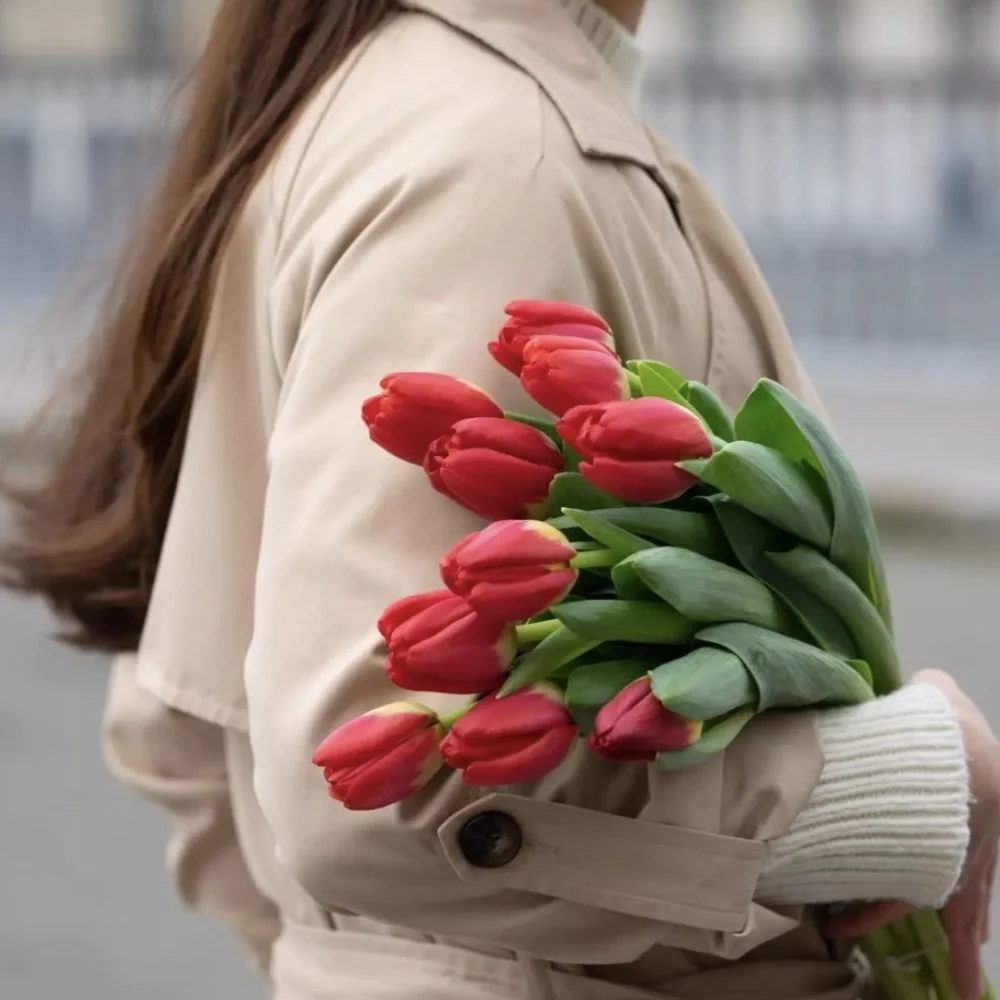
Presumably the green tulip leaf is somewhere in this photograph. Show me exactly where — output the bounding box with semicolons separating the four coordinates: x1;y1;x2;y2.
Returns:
610;559;656;601
767;546;902;695
626;360;697;411
554;506;730;562
561;508;654;559
503;412;562;447
696;622;875;711
550;600;693;645
626;359;687;391
565;659;653;734
682;381;736;442
547;644;655;680
677;458;710;478
734;380;891;626
546;472;620;516
680;440;833;551
847;658;874;689
708;497;856;656
624;547;798;634
500;625;600;697
655;707;757;772
650;647;756;720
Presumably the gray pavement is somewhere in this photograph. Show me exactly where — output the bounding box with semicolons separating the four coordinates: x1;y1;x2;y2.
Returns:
0;593;262;1000
2;525;1000;998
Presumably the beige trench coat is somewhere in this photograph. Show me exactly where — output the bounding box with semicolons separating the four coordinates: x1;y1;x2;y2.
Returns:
103;1;871;997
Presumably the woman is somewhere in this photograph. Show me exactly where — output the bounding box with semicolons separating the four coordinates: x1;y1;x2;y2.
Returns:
3;1;997;998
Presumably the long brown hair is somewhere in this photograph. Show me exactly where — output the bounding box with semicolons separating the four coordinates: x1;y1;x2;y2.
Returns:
1;0;395;651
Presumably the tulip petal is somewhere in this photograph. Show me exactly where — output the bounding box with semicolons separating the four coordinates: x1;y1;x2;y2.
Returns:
590;678;702;763
440;685;577;785
488;339;524;375
386;660;504;695
448;685;573;743
362;373;503;465
394;638;510;695
504;300;609;330
589;397;711;455
378;590;453;641
460;725;577;786
439;418;564;464
387;598;514;694
435;453;560;521
330;730;443;810
440;522;578;621
491;303;613;376
462;568;578;622
312;703;436;770
441;729;538;769
425;419;564;520
521;335;617;359
391;594;476;642
444;521;576;573
581;456;697;504
521;345;629;417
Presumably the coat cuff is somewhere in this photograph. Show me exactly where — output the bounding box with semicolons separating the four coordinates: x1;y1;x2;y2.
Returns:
757;685;970;908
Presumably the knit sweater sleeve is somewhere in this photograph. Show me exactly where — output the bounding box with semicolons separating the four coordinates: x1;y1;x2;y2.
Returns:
758;684;970;908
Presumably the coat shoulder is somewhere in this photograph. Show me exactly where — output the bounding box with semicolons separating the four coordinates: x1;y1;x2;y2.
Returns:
268;10;585;222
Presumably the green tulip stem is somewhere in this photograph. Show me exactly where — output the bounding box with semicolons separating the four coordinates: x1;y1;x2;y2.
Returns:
501;412;561;444
438;705;474;731
515;620;564;647
907;910;962;1000
570;549;619;571
626;371;644;397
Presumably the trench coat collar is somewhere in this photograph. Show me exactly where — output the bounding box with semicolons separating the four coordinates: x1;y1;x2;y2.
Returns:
397;0;666;183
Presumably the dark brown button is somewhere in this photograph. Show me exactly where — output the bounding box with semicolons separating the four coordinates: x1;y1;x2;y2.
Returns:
457;811;523;869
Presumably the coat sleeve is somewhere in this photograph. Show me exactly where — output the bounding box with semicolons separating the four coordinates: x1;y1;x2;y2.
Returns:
245;141;966;965
102;656;282;971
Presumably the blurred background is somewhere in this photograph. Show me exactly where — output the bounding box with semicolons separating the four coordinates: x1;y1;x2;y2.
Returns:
0;1;998;997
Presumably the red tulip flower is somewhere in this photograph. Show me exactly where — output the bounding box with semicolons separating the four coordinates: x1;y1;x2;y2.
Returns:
424;417;564;520
440;520;578;622
519;335;630;417
441;683;578;786
489;300;614;376
588;678;703;763
377;590;453;641
379;590;517;695
557;397;714;503
362;373;503;465
312;703;445;810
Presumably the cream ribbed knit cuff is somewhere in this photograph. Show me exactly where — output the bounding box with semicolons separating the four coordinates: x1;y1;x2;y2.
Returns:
758;685;970;908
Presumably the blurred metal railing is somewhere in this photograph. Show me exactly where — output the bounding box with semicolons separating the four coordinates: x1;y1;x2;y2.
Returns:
643;68;1000;363
1;68;998;367
0;73;172;328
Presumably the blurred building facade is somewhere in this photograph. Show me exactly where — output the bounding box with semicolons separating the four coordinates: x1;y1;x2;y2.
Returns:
1;0;998;377
0;0;996;70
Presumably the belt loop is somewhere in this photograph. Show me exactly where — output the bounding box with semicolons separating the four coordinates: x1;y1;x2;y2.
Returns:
518;954;560;1000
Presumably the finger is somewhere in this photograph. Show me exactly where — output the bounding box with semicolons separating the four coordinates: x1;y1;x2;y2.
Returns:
826;901;913;939
947;930;981;1000
909;669;960;693
943;898;983;1000
984;851;999;943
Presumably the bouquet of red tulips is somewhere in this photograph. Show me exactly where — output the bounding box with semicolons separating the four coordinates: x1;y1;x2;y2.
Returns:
313;300;991;1000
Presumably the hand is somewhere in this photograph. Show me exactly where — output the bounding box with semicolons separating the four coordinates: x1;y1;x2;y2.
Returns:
827;670;1000;1000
